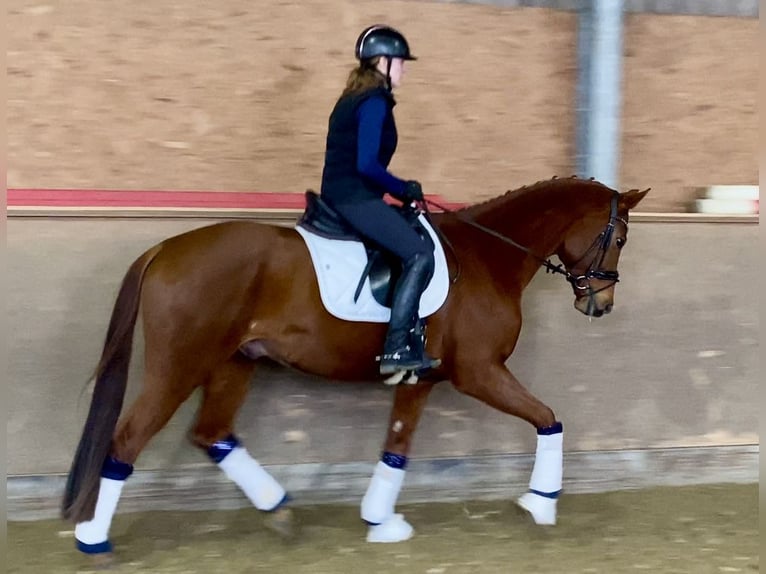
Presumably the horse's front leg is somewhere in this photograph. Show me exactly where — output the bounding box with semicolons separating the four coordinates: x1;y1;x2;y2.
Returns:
453;361;563;526
362;381;436;543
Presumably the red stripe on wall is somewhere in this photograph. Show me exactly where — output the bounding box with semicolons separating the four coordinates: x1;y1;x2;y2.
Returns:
7;188;465;211
7;189;308;209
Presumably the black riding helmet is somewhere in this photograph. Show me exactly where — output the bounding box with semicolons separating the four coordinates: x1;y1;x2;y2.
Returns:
355;25;417;62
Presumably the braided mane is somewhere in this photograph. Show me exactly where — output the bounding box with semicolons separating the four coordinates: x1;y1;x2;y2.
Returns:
456;175;614;214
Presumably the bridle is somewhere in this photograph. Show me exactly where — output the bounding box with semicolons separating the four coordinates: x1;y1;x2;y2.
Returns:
421;190;626;295
555;190;626;295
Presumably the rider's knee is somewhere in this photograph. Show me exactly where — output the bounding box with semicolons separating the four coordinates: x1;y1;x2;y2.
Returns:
405;248;434;271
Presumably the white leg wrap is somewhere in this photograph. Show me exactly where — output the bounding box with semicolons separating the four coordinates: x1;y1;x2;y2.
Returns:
218;446;286;511
361;461;406;525
528;431;563;494
517;428;563;526
75;477;125;545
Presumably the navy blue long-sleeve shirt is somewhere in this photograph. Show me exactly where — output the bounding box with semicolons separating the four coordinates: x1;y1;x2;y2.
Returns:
355;96;408;197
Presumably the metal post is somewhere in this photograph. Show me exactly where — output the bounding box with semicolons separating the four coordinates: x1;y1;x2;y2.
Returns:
576;3;593;178
577;0;624;188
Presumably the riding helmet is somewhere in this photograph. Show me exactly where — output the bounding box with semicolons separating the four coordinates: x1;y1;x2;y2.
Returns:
355;25;417;61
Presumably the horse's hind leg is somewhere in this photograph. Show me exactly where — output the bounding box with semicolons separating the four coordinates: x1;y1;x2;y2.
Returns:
452;361;562;526
74;369;198;556
189;354;287;514
362;381;436;543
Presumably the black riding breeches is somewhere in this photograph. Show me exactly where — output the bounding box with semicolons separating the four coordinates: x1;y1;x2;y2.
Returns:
331;199;433;263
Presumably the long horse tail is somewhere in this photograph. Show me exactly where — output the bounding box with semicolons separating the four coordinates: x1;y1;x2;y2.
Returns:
61;244;162;523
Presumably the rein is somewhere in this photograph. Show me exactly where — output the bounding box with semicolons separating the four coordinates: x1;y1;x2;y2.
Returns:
420;191;624;292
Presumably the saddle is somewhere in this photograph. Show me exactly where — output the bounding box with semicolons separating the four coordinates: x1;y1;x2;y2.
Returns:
297;191;434;308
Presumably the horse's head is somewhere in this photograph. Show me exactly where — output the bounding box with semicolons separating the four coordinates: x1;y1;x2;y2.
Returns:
557;188;649;317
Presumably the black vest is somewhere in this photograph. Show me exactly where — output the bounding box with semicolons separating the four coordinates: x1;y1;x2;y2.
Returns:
320;87;398;206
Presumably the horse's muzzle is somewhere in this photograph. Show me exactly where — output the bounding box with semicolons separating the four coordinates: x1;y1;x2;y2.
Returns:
574;294;614;317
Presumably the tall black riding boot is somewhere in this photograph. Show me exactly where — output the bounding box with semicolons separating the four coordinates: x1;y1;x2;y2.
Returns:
379;252;441;375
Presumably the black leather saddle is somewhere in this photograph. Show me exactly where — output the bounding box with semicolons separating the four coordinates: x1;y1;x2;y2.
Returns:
298;190;434;308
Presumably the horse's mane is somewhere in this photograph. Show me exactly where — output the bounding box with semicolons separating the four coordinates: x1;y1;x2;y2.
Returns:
456;175;614;215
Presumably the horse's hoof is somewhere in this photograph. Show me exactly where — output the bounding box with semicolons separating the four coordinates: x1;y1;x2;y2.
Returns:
516;492;557;525
90;552;116;570
366;513;414;543
264;507;297;540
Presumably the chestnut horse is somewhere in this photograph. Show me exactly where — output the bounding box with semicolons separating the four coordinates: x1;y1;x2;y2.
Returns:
61;177;647;554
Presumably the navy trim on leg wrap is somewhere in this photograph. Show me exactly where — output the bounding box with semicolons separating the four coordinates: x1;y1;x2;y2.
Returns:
76;539;113;554
101;456;134;480
381;451;408;470
207;434;241;464
528;488;562;499
537;421;563;435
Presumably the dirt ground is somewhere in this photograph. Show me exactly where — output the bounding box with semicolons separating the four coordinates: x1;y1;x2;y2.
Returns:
7;2;757;212
7;484;759;574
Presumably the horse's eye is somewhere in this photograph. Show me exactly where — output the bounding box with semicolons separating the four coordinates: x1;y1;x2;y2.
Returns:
616;237;626;249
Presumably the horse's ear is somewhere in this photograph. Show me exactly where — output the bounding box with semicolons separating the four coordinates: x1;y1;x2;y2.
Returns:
620;188;650;211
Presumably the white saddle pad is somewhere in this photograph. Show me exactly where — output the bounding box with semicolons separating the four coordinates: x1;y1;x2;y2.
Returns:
296;214;449;322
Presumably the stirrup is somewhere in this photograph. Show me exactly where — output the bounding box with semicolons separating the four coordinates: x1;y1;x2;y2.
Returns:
379;348;441;376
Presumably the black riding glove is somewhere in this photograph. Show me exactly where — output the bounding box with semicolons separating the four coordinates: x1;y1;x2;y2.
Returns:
402;180;424;203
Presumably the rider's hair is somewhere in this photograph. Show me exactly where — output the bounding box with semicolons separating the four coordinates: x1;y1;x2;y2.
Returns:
342;57;387;97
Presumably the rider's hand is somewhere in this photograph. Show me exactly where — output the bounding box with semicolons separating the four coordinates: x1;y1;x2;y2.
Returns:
403;180;424;203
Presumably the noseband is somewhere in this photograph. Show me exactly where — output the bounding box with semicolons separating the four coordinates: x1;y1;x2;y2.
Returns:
423;191;625;293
